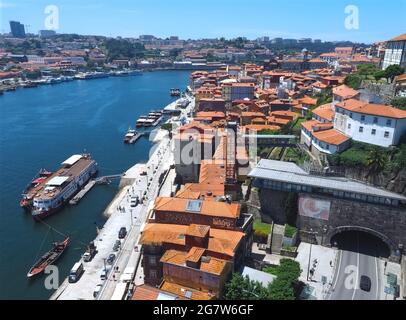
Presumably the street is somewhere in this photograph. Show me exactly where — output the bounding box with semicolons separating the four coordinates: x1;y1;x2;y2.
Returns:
328;232;389;300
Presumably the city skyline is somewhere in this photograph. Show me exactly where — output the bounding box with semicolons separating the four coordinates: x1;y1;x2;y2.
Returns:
1;0;405;43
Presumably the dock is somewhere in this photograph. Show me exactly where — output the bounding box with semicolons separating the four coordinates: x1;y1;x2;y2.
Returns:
127;132;143;144
69;180;96;205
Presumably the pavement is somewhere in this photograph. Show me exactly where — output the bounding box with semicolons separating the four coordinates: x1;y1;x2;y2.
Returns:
295;242;338;300
49;96;199;300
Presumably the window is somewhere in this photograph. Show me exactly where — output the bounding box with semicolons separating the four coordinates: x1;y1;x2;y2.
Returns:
359;126;364;133
373;117;378;124
326;144;330;150
149;256;156;266
149;270;157;279
371;129;376;135
350;113;353;118
361;115;365;121
386;119;392;126
384;131;390;138
348;123;351;129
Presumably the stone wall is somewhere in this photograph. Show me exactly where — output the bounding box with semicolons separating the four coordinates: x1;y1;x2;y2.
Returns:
252;189;289;224
362;82;396;104
297;194;406;261
343;168;406;197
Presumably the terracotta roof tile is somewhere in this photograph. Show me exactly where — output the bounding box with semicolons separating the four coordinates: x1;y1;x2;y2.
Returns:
161;249;228;275
312;103;335;121
160;281;214;300
312;128;350;145
333;84;359;99
336;99;406;119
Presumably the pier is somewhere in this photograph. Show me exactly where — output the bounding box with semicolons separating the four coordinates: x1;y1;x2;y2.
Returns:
69;180;96;205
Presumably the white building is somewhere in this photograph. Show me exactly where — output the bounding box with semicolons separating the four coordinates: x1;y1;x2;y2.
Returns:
382;33;406;70
334;99;406;147
301;84;406;159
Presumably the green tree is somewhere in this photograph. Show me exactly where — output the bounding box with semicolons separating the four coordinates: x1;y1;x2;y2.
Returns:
344;74;363;89
268;277;295;300
224;273;269;300
366;147;388;175
392;144;406;171
357;63;378;76
391;97;406;110
384;65;404;82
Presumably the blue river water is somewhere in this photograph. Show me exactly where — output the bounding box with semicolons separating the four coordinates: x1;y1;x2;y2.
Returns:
0;70;190;300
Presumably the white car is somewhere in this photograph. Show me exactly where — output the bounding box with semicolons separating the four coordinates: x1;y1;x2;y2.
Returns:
93;284;103;298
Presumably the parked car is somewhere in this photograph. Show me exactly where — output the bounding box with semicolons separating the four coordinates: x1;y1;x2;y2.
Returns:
107;253;116;265
100;265;112;281
118;227;127;239
93;284;103;298
360;275;371;291
113;240;121;252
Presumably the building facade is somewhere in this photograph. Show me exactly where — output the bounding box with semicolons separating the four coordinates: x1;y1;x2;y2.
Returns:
382;33;406;70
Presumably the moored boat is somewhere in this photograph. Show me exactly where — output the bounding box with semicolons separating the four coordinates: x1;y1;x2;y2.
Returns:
20;169;53;211
170;88;181;96
27;236;70;278
31;154;98;220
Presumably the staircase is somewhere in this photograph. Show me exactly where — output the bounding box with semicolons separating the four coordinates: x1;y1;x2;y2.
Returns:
270;224;285;255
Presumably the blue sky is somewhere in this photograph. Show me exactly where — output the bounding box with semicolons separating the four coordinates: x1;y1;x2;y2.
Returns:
0;0;405;43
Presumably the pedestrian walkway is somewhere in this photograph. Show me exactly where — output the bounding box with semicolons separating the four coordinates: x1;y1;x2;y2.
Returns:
295;243;338;300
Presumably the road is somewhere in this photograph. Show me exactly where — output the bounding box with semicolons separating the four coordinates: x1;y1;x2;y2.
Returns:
98;137;172;300
328;232;388;300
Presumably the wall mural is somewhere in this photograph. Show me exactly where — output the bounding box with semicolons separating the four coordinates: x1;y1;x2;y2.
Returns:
299;195;331;221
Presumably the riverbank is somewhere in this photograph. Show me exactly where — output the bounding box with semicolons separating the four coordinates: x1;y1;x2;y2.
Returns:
0;70;191;300
50;95;194;300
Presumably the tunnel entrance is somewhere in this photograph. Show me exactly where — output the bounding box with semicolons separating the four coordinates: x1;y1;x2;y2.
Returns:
330;228;391;259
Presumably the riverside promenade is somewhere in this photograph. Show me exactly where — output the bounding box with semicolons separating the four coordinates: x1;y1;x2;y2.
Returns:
50;96;194;300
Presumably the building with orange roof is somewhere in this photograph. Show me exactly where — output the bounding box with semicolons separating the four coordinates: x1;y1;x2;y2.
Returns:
195;111;226;124
382;33;406;70
242;124;281;133
240;111;266;125
174;122;217;183
335;47;354;59
197;97;226;113
333;84;360;102
312;103;335;123
151;197;241;230
222;82;255;102
131;284;186;300
312;81;329;95
160;281;215;300
139;222;248;287
334;99;406;147
160;249;231;298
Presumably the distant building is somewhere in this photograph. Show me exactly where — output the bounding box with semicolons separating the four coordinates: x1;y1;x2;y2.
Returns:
39;30;56;38
139;35;156;41
9;21;26;38
221;82;255;102
382;33;406;70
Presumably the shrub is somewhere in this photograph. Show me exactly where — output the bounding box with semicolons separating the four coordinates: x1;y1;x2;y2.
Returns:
284;224;297;238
